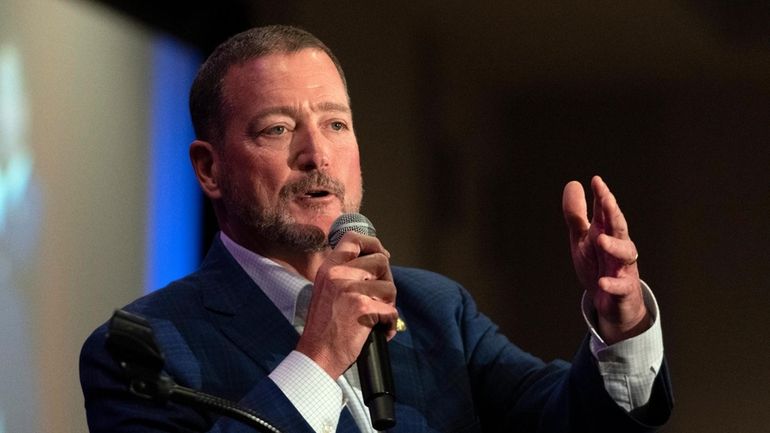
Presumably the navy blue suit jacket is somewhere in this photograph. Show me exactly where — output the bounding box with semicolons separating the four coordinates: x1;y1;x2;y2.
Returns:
80;237;673;432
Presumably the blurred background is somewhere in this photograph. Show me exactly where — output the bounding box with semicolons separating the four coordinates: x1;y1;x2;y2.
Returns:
2;0;769;432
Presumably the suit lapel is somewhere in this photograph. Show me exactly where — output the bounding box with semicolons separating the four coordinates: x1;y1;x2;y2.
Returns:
198;237;299;375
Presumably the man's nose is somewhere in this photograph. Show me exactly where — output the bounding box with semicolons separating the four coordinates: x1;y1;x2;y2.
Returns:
293;126;330;171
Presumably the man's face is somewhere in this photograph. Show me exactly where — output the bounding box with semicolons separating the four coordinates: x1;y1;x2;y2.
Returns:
215;49;363;251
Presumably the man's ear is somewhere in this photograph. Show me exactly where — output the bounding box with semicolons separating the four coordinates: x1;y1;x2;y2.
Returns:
189;139;222;199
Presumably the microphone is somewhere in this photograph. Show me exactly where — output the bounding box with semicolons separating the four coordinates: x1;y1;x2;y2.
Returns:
328;213;396;430
105;309;281;433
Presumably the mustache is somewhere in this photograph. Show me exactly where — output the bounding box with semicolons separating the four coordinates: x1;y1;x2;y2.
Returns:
279;171;346;200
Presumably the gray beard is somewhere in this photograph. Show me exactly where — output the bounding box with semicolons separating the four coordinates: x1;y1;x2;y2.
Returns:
251;210;328;252
221;170;359;252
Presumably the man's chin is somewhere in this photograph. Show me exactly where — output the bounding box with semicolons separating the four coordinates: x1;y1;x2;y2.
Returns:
264;221;327;252
289;208;342;235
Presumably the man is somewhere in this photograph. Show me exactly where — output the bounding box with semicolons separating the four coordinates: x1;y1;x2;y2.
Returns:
80;25;673;432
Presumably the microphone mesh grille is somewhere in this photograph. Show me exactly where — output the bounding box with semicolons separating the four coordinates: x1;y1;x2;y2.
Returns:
328;213;376;247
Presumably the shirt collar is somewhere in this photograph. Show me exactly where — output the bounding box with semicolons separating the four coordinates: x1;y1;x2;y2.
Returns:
219;231;312;326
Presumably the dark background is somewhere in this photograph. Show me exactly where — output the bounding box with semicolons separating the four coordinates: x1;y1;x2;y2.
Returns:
92;1;770;432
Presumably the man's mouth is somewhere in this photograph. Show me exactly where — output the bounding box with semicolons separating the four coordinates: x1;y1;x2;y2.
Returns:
304;189;331;198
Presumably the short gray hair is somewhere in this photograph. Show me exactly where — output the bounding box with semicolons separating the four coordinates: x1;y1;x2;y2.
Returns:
189;25;347;143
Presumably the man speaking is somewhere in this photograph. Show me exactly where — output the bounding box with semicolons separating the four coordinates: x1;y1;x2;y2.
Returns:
80;25;673;432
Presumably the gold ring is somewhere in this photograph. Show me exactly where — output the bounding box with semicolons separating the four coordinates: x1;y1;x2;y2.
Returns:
625;253;639;266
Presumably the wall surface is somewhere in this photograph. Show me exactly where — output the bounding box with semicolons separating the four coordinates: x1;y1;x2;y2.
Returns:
287;3;770;433
2;1;153;432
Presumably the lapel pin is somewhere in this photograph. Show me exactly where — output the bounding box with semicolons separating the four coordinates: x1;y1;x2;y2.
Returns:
396;317;407;332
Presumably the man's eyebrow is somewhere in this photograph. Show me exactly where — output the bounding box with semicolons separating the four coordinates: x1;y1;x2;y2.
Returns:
314;101;351;114
251;106;299;120
250;102;351;121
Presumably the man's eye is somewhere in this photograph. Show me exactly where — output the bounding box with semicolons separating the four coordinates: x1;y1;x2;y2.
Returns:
263;125;287;136
330;121;346;131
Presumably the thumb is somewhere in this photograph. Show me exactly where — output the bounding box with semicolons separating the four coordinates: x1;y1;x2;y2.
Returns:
562;180;589;242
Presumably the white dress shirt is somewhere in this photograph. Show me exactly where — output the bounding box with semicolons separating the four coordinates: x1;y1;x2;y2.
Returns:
220;232;664;433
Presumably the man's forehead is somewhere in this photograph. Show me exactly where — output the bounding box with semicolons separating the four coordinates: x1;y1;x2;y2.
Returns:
220;49;350;110
225;49;339;86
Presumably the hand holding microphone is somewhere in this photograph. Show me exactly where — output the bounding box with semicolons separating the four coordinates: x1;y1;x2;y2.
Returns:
295;213;397;430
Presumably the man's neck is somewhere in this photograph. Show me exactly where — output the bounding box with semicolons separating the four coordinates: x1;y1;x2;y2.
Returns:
222;229;328;281
265;249;327;282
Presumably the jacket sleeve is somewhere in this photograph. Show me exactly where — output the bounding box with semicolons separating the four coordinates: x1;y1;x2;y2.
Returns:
455;283;674;432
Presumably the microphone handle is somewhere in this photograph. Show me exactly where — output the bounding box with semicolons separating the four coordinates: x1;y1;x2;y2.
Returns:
327;213;396;429
357;323;396;430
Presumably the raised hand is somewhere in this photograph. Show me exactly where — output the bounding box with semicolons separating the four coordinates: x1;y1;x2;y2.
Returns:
562;176;650;344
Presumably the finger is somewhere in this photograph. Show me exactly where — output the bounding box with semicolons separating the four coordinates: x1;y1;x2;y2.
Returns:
376;315;401;341
355;301;400;329
343;279;398;304
604;197;630;240
327;252;393;282
597;234;638;267
562;180;590;242
591;175;609;229
596;184;631;241
348;253;394;282
328;231;390;264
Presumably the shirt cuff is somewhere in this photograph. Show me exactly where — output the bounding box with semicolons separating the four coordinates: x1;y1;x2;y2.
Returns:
581;280;665;411
269;350;345;433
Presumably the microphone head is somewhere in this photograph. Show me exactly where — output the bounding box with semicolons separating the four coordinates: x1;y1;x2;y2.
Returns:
328;213;376;248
